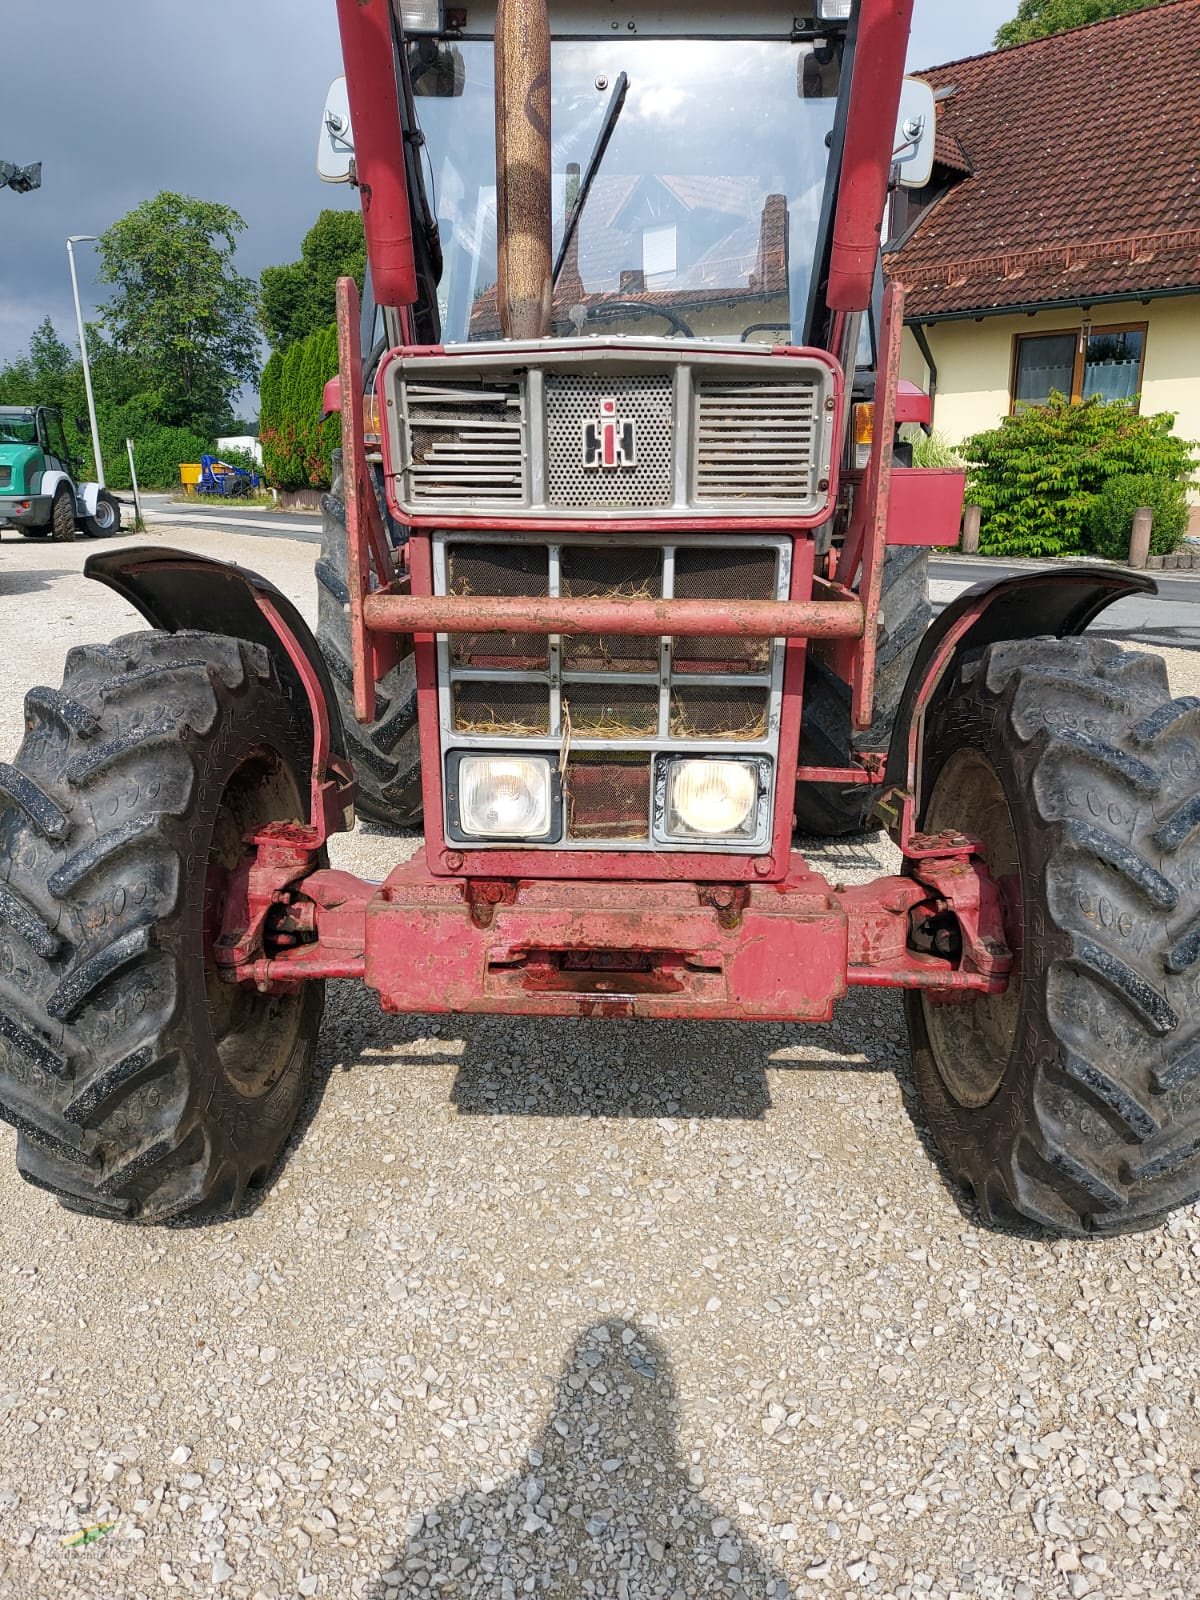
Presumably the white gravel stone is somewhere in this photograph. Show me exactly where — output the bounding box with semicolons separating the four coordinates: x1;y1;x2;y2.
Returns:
3;532;1200;1598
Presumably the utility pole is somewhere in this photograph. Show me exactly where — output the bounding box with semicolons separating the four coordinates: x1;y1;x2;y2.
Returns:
0;159;42;194
67;235;105;490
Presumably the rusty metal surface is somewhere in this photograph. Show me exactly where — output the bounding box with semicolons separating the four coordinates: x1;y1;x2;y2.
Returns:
495;0;552;339
251;590;356;844
218;846;1014;1020
826;0;917;312
332;0;418;309
364;863;848;1021
912;855;1013;982
795;765;880;787
362;591;865;641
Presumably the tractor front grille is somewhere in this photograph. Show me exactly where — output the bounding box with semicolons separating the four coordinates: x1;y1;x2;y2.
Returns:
384;345;837;520
434;531;791;852
693;379;822;503
401;380;526;507
545;374;674;509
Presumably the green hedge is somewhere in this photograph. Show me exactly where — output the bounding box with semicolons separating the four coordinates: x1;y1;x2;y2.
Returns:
114;426;212;491
259;323;339;491
964;395;1197;558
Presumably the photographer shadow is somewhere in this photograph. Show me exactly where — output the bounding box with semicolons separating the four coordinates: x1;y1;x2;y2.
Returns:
368;1319;791;1598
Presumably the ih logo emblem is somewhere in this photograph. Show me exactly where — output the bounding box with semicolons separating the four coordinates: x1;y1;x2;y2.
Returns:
583;397;637;471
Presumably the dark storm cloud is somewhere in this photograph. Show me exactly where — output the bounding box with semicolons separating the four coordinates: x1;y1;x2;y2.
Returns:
0;0;1011;369
0;0;354;363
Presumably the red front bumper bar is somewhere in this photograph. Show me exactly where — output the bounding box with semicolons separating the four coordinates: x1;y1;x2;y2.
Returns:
218;833;1011;1023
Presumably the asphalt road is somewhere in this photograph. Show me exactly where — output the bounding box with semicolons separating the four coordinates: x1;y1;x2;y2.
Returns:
139;495;1200;650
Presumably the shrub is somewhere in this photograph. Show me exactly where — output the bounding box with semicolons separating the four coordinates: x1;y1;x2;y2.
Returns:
1084;473;1191;561
117;425;213;490
906;428;968;470
259;350;284;484
212;445;262;478
964;395;1197;558
259;324;338;490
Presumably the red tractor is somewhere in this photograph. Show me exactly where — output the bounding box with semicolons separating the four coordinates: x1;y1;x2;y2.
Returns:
0;0;1194;1237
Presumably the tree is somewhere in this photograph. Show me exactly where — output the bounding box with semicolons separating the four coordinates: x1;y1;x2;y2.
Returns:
96;192;260;438
995;0;1167;46
260;209;366;349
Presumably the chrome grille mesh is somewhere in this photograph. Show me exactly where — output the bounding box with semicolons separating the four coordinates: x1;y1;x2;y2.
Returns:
545;375;674;509
694;379;821;504
402;380;525;506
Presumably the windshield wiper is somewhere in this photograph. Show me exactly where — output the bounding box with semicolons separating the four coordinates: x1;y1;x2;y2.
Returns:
552;71;629;288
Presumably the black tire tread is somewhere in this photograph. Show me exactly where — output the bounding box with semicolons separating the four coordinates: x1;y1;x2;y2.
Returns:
908;633;1200;1237
315;451;422;827
50;485;77;543
794;546;931;837
0;630;322;1223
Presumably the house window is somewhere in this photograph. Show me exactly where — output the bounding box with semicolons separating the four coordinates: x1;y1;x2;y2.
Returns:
1012;321;1147;410
641;224;677;288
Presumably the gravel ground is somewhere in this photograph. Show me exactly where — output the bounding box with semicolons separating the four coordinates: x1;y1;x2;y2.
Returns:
3;527;1200;1600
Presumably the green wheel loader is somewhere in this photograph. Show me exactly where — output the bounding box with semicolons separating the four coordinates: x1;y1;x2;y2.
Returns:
0;405;122;543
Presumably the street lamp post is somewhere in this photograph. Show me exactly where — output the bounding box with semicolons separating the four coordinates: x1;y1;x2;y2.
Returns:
66;234;104;489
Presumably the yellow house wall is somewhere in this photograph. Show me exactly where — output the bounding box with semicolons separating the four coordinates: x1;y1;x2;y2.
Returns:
902;297;1200;455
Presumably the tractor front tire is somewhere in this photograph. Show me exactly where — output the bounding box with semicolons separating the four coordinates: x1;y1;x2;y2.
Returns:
793;546;930;837
315;451;422;827
50;485;78;543
83;490;122;537
907;634;1200;1236
0;630;323;1223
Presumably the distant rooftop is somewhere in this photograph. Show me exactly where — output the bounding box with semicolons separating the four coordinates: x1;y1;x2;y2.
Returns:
888;0;1200;320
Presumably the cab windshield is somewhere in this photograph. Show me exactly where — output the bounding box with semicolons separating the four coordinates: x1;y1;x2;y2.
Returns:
0;410;38;446
411;35;845;345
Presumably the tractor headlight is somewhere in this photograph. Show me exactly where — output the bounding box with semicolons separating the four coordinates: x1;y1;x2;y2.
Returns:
454;754;555;841
816;0;854;19
659;758;766;842
392;0;444;35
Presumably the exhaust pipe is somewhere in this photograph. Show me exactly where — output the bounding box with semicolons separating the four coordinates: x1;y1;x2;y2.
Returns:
495;0;553;339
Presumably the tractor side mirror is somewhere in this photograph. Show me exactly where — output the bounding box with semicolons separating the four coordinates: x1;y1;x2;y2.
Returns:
411;39;466;98
318;77;355;184
894;78;937;190
799;42;843;101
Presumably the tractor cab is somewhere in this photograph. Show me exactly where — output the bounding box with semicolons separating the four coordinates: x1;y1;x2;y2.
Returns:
322;3;934;352
411;9;850;346
0;404;74;471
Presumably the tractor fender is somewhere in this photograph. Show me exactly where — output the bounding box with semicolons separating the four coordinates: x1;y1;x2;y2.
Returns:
36;468;76;506
884;564;1157;803
83;544;350;798
76;481;103;518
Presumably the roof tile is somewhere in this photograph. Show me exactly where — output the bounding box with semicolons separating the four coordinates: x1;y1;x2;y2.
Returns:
888;0;1200;318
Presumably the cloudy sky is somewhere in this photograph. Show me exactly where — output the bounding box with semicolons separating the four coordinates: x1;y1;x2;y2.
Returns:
0;0;1013;372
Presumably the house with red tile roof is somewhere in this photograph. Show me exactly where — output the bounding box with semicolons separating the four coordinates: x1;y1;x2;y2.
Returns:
887;0;1200;469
